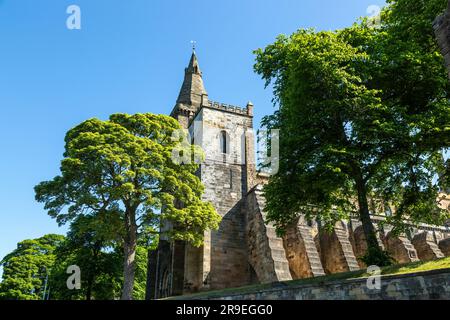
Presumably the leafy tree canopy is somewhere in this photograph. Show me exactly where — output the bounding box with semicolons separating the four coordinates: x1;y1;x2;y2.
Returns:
50;215;153;300
254;0;450;265
49;215;123;300
0;234;64;300
35;113;221;299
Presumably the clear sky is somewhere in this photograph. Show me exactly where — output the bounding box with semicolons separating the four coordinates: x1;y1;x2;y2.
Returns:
0;0;385;275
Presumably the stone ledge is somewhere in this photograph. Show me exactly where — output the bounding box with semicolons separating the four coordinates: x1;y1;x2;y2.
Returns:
174;267;450;300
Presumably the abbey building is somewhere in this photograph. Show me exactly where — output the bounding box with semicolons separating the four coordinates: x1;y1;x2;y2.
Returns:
147;52;450;299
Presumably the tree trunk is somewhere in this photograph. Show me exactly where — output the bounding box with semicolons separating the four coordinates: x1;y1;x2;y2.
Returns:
354;171;383;259
145;248;155;300
121;210;137;300
87;247;100;300
86;275;93;301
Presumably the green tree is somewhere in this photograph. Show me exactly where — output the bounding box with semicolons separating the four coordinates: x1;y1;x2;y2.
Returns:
0;234;64;300
131;246;149;300
35;113;220;300
343;0;450;233
49;215;151;300
254;0;450;266
49;215;123;300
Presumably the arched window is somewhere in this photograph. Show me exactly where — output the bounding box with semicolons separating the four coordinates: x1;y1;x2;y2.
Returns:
220;130;228;154
159;269;171;298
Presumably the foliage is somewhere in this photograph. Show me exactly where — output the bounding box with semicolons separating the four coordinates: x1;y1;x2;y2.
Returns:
131;246;148;300
35;113;220;299
0;234;64;300
349;0;450;229
49;215;123;300
359;247;394;267
254;0;450;265
0;226;149;300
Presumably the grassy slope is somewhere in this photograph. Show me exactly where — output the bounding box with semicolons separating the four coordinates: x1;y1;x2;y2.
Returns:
170;256;450;299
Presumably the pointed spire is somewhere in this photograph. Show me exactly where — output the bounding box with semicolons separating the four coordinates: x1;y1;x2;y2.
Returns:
176;51;208;107
186;52;201;75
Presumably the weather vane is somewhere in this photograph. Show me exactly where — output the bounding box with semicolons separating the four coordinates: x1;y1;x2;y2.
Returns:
190;40;197;52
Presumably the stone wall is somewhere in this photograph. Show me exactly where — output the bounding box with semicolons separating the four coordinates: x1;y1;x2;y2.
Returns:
384;232;420;264
318;221;359;274
348;222;385;268
191;107;252;166
188;269;450;300
183;244;203;292
282;217;325;279
150;51;450;299
208;198;251;290
440;238;450;256
245;186;292;283
412;232;445;261
190;160;251;291
183;101;256;292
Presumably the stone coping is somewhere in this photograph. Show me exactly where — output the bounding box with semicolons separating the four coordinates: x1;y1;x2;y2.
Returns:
173;267;450;300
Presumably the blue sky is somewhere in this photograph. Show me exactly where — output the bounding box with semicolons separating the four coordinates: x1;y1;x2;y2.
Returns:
0;0;385;275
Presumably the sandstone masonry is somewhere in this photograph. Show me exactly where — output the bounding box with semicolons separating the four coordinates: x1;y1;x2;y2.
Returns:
182;268;450;300
147;52;450;299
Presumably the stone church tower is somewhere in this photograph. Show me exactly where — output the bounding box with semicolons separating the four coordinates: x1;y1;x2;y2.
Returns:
146;52;450;300
147;52;259;298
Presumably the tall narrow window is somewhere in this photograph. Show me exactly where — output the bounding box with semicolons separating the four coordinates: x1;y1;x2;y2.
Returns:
220;130;228;154
229;168;233;189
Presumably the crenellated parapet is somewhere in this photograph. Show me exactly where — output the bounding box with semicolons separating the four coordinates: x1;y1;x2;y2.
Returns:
206;100;252;116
